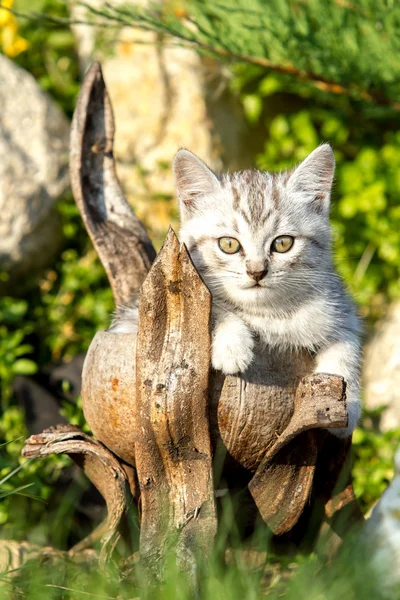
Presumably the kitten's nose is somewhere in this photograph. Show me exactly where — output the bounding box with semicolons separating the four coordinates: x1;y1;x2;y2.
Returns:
246;268;268;282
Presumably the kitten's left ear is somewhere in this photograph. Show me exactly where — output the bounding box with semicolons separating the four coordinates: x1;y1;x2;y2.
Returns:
173;148;220;219
288;144;335;214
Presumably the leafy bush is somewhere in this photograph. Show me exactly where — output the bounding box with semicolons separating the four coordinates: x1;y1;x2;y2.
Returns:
0;195;114;542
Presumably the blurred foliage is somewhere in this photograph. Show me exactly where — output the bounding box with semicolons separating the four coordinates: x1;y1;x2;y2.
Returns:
0;195;114;542
0;299;37;404
0;525;388;600
0;0;113;544
0;0;399;557
0;411;70;543
353;409;400;513
10;0;80;117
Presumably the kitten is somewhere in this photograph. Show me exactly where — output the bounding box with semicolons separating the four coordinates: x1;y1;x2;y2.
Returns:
110;144;361;438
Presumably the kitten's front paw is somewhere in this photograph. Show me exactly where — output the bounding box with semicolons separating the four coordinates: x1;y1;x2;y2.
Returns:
211;320;254;375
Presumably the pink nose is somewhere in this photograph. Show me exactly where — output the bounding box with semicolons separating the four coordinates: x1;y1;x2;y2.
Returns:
246;268;268;282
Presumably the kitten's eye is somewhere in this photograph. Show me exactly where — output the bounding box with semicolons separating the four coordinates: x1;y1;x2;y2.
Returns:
218;237;241;254
271;235;294;253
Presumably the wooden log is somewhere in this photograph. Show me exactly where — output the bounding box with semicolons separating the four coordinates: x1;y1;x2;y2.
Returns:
82;331;352;539
69;61;156;306
134;228;217;581
82;331;138;467
248;374;348;534
22;425;132;564
313;434;365;554
209;351;315;473
72;62;362;553
0;541;97;575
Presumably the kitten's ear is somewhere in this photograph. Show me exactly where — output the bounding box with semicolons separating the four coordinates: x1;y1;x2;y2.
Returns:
288;144;335;214
173;149;220;218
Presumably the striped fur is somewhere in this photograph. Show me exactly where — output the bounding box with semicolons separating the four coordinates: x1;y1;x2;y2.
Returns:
111;145;362;437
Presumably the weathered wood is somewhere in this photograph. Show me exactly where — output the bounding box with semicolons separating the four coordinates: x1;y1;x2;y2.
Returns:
81;335;351;539
83;334;317;474
22;425;131;564
0;541;97;575
314;434;365;554
134;228;217;581
248;374;348;534
82;332;138;467
209;351;315;473
69;61;156;306
254;374;347;464
72;62;361;556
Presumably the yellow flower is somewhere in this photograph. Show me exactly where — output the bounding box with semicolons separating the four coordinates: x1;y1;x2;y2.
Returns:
0;0;15;27
0;0;29;57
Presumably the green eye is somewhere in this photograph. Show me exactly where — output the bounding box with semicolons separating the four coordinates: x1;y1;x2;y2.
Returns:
218;237;241;254
271;235;294;253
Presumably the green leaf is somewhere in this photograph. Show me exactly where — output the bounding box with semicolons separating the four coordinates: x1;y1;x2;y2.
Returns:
242;94;262;123
12;359;38;376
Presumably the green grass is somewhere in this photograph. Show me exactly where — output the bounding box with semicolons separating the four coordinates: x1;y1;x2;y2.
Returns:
0;521;392;600
0;430;397;600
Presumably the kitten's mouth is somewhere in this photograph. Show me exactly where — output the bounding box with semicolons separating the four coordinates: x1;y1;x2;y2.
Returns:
247;282;263;290
240;280;267;292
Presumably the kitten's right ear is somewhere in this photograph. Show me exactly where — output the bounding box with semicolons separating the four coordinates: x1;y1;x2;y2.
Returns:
287;144;335;214
173;149;220;218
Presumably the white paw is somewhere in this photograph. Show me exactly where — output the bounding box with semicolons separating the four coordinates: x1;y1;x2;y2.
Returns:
211;319;254;375
313;338;361;438
329;385;361;438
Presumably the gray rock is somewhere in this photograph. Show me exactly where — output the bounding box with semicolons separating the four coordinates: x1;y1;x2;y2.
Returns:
363;446;400;596
363;301;400;430
0;55;70;289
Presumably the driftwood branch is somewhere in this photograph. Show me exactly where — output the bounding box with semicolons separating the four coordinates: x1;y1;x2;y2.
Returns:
22;425;132;564
69;61;156;306
11;61;364;578
0;541;97;575
134;228;217;582
74;62;362;549
248;374;347;535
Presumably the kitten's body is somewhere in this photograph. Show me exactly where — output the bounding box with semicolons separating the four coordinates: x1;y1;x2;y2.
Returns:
110;145;361;437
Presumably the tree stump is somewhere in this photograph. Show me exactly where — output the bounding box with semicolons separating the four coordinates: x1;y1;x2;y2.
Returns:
17;61;363;581
135;229;216;581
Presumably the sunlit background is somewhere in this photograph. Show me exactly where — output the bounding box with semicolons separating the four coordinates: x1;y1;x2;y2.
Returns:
0;0;400;596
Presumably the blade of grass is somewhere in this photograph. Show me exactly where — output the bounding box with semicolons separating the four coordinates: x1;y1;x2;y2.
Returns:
0;437;24;449
45;585;119;599
0;483;34;499
0;457;36;487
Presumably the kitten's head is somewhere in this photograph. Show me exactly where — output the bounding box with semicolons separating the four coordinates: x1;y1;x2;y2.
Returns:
173;145;335;312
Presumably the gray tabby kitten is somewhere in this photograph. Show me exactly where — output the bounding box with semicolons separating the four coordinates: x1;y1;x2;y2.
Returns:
111;144;361;438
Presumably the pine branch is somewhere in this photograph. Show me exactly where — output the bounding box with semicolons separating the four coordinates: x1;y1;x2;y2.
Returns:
4;0;400;111
171;37;400;110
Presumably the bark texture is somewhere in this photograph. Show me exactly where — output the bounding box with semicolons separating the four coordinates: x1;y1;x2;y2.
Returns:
134;228;216;581
69;61;156;306
22;425;131;563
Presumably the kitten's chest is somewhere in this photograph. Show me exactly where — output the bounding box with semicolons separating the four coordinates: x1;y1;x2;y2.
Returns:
241;302;332;350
